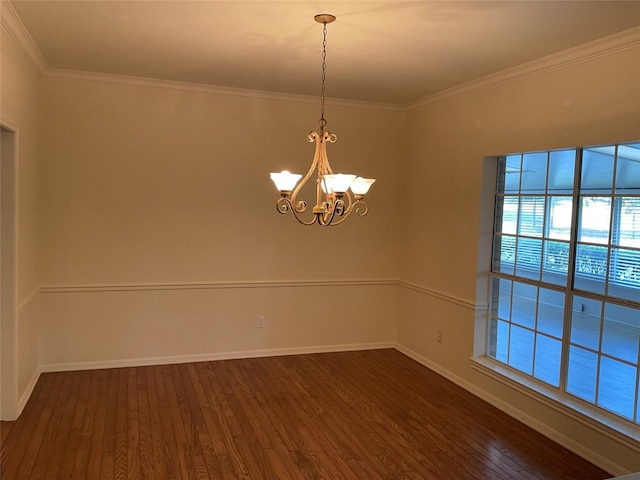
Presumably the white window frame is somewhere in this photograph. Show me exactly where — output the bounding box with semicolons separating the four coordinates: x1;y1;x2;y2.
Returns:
474;141;640;444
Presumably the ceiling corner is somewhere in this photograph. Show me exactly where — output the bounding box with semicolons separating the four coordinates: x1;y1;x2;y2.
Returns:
1;0;49;75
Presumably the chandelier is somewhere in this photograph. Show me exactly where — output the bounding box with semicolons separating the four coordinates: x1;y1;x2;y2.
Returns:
270;14;375;226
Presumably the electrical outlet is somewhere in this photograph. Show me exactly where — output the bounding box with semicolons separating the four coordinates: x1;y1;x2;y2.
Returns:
257;315;265;328
437;331;443;343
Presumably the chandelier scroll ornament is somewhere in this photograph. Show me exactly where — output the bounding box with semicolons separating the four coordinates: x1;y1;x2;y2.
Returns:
269;14;375;226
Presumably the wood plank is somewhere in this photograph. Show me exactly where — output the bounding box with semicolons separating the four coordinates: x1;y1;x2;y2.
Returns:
99;368;120;480
0;373;49;476
113;368;129;480
144;366;168;479
241;356;354;480
181;363;224;479
137;366;155;480
58;370;93;479
0;421;14;461
291;354;402;479
7;373;57;480
162;363;200;480
71;369;102;479
126;368;140;480
1;350;612;480
194;361;248;480
42;371;82;478
28;373;73;480
84;369;109;478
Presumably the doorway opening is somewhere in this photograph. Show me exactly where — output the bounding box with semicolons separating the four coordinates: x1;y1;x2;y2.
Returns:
1;125;17;420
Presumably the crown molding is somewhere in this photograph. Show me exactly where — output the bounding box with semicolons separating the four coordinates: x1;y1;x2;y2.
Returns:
43;68;403;112
407;26;640;110
0;0;48;74
4;0;638;112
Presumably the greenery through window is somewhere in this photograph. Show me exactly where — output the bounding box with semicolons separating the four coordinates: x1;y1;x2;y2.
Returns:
488;141;640;425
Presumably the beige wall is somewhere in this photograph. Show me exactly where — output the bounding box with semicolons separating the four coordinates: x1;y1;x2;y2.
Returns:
398;45;640;473
39;283;397;368
39;81;402;286
36;78;403;368
1;28;41;416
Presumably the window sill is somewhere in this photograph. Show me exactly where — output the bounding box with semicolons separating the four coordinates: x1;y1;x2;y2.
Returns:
470;356;640;451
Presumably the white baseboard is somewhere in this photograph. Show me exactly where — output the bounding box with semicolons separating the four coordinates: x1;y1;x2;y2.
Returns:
40;341;395;373
394;344;629;477
17;367;42;417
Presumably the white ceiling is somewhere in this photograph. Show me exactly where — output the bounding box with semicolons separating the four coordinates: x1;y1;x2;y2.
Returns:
9;0;640;105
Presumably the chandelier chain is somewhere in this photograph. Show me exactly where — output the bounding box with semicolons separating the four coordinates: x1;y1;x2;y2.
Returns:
319;21;328;133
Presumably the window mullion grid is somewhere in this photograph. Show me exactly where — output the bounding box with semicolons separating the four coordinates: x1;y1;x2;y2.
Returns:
559;148;583;394
611;145;640;426
505;279;516;367
603;195;617;298
505;155;522;368
592;149;615;410
593;301;606;410
606;146;619;298
487;141;640;430
488;157;507;360
637;275;640;424
635;346;640;424
530;153;552;380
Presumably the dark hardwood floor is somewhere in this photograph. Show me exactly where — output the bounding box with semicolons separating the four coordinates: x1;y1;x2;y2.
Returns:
1;349;610;479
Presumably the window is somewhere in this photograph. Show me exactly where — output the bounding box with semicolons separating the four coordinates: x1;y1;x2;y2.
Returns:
488;141;640;426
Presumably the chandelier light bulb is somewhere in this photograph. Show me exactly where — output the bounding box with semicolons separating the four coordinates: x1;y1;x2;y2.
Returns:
350;177;376;196
270;171;301;193
323;174;356;194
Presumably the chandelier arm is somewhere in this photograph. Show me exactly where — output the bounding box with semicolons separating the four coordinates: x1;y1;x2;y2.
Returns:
323;206;351;226
323;203;349;226
352;200;369;216
316;134;334;210
291;208;323;226
318;202;340;226
321;199;368;226
318;132;336;173
276;197;307;218
276;197;320;226
275;197;292;214
289;132;323;213
327;216;350;226
341;189;354;213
